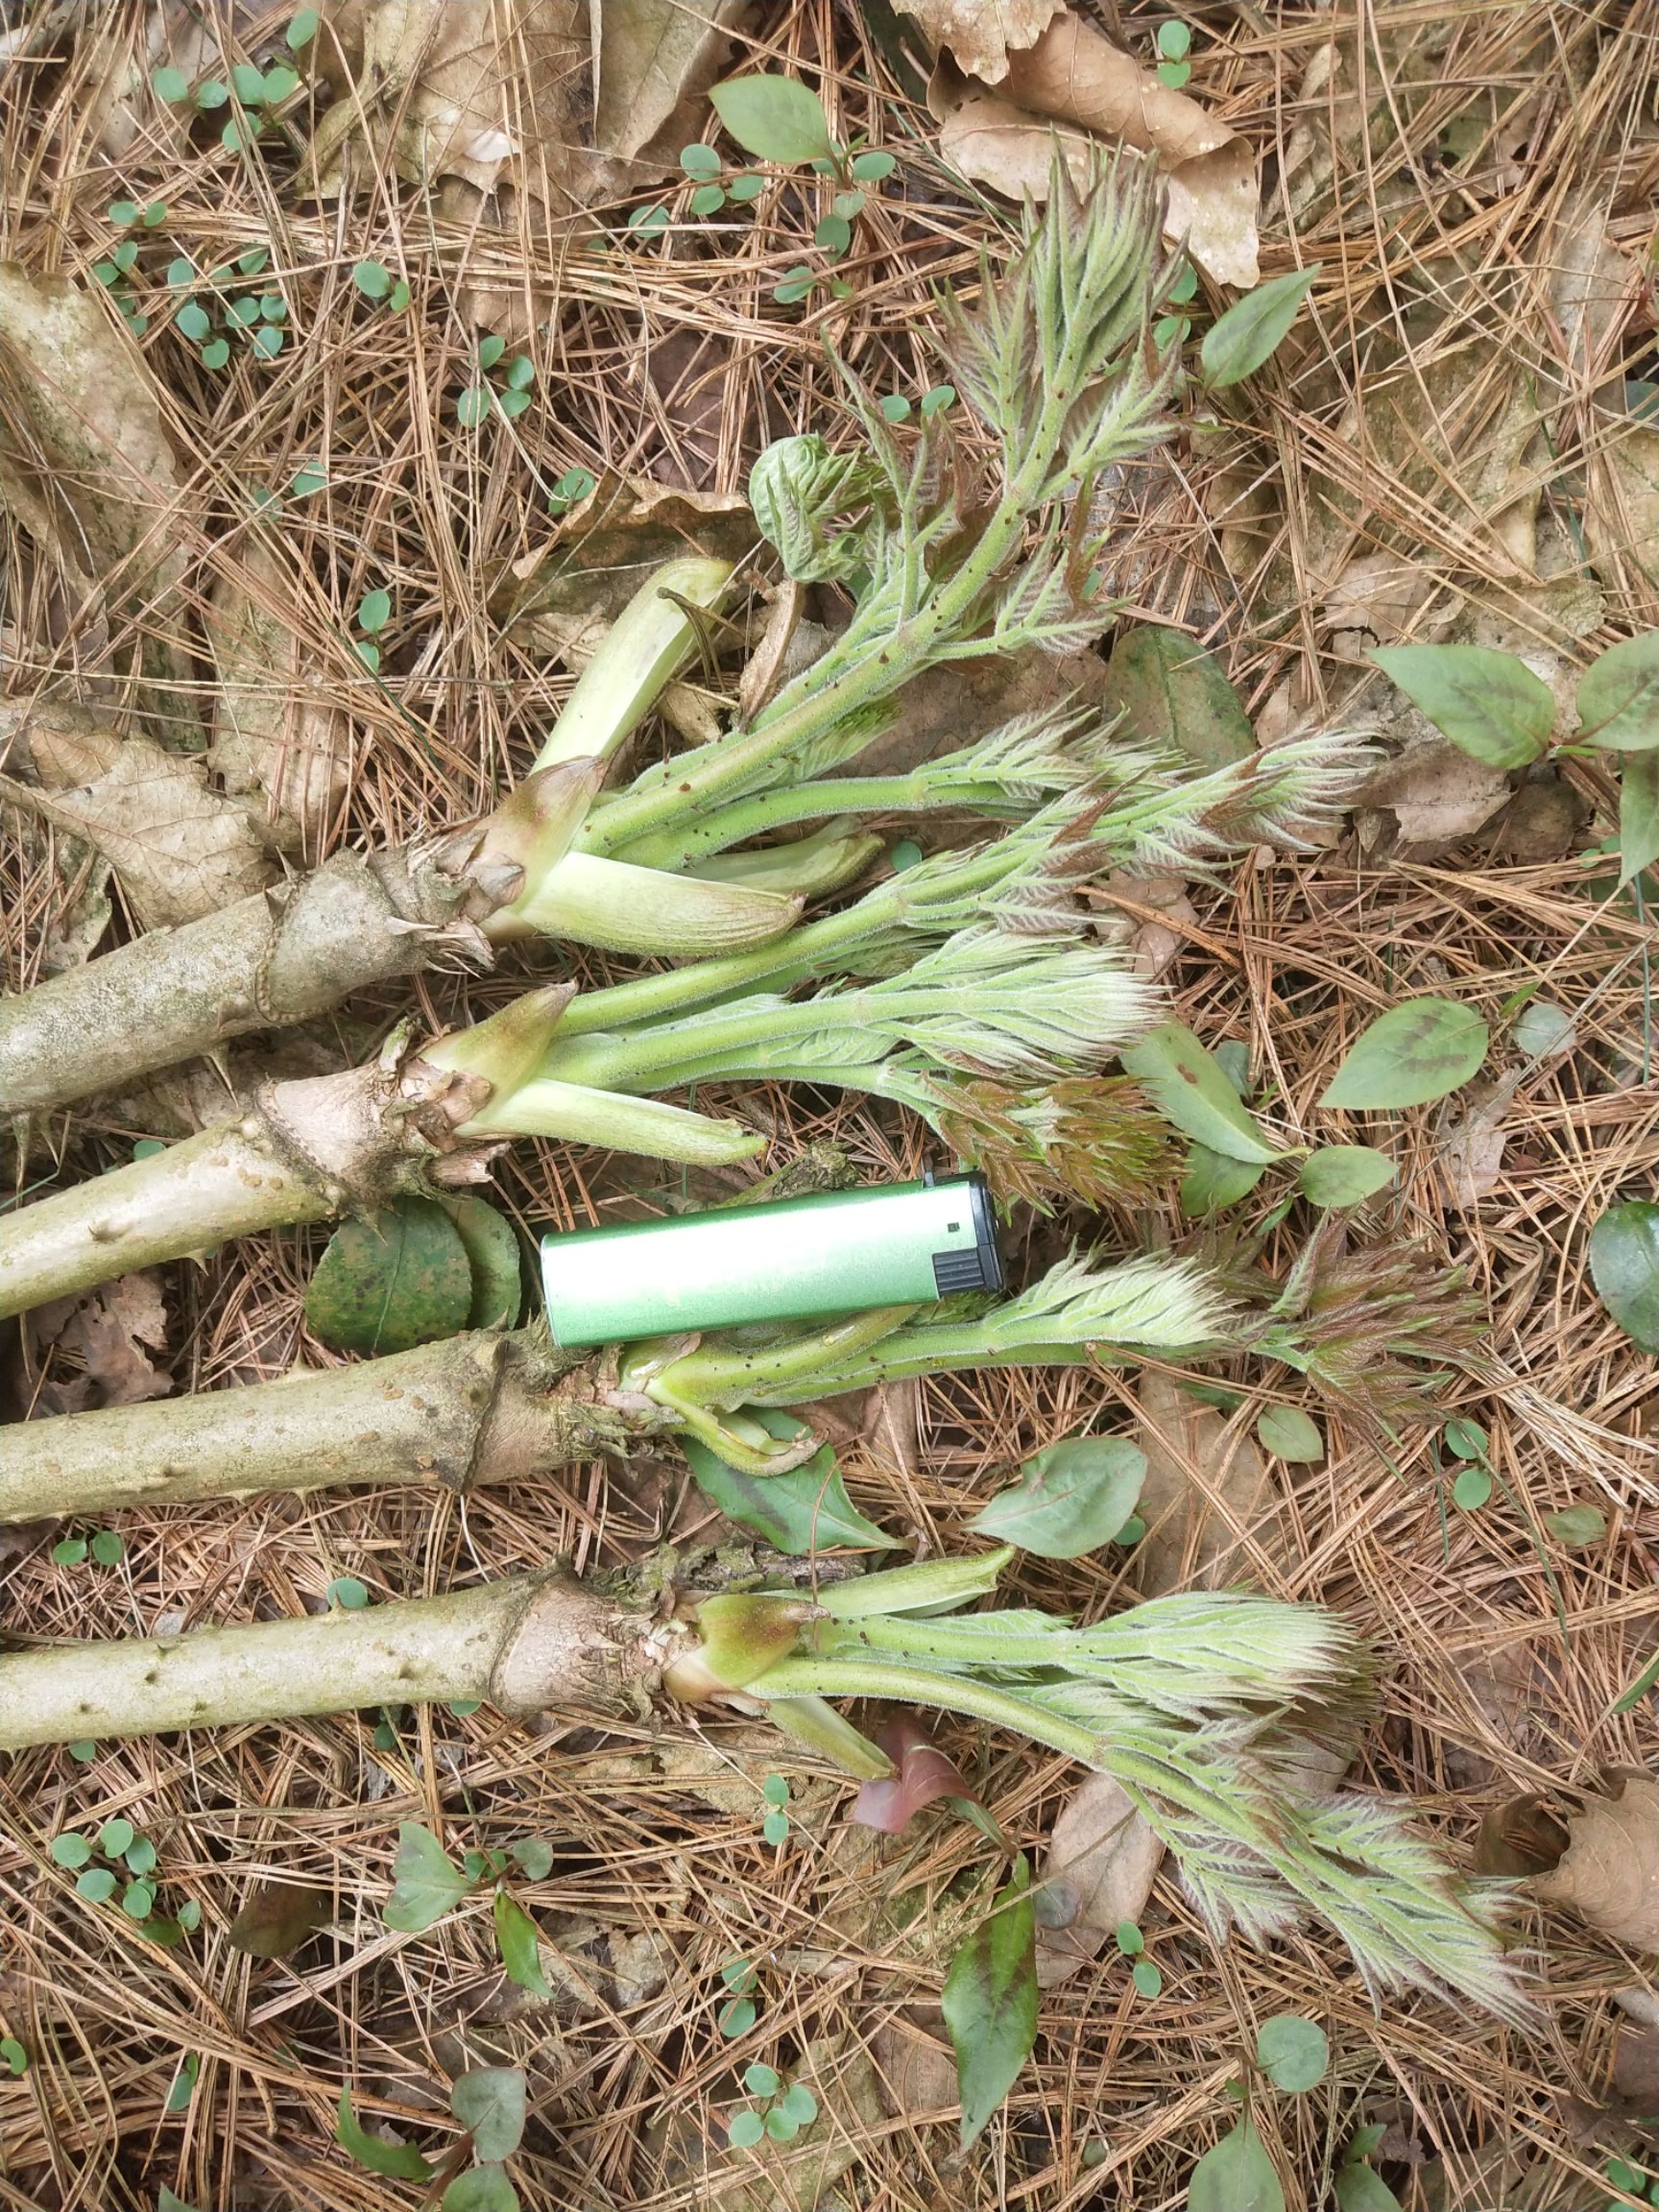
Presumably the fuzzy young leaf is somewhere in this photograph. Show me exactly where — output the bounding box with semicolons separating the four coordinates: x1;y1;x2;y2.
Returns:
336;2090;435;2180
451;2067;526;2162
941;1856;1038;2147
1370;644;1553;770
1620;753;1659;885
679;1412;893;1553
969;1437;1146;1558
1298;1146;1395;1208
493;1891;553;2000
1319;999;1487;1110
709;75;833;164
305;1199;473;1357
1576;633;1659;751
1199;266;1320;389
1255;1407;1324;1463
383;1822;476;1933
1101;626;1254;768
1122;1022;1282;1162
1255;2012;1329;2090
1190;2120;1285;2212
1589;1201;1659;1352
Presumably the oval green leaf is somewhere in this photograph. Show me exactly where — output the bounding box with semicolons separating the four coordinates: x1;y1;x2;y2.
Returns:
1335;2167;1406;2212
1319;998;1487;1110
679;1409;895;1554
1589;1200;1659;1351
1101;624;1254;767
1297;1145;1396;1208
1256;1407;1324;1463
968;1437;1146;1558
1369;643;1553;769
1619;752;1659;886
450;2066;526;2163
1181;1142;1268;1215
336;2089;435;2181
1255;2012;1329;2091
1545;1503;1607;1547
728;2109;765;2149
441;1193;523;1330
1199;265;1321;391
942;1856;1038;2149
1122;1021;1282;1162
1576;632;1659;751
441;2168;518;2212
1190;2120;1286;2212
305;1198;472;1356
709;74;833;164
383;1821;475;1934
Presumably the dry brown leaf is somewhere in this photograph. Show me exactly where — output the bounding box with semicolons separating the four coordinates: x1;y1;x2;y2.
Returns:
0;266;198;738
206;542;350;857
1358;736;1512;851
935;12;1259;286
895;0;1063;84
34;1272;172;1407
593;0;751;162
1537;1777;1659;1952
1035;1771;1164;1987
1437;1073;1525;1211
1322;549;1432;648
504;474;757;637
1128;1373;1280;1596
872;2010;960;2116
0;698;275;928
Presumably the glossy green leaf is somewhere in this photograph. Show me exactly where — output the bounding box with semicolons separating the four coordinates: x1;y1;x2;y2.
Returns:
761;1810;789;1845
122;1879;156;1919
383;1821;475;1934
1190;2120;1286;2212
451;2066;526;2162
969;1437;1146;1558
1158;18;1192;57
1123;1022;1282;1162
709;75;833;164
1180;1143;1268;1214
305;1198;473;1357
336;2089;435;2180
1199;264;1320;390
53;1537;87;1566
230;62;265;104
1255;2012;1329;2090
252;325;284;359
679;1410;894;1553
125;1836;157;1875
1589;1201;1659;1352
763;2107;800;2140
328;1575;368;1610
1442;1416;1487;1461
1335;2165;1405;2212
1319;999;1487;1109
1619;752;1659;886
1101;624;1254;767
1576;632;1659;751
942;1856;1038;2148
1545;1504;1607;1547
442;2170;518;2212
1298;1145;1396;1207
1369;643;1552;769
195;80;228;109
1255;1407;1324;1463
262;63;301;104
688;182;726;215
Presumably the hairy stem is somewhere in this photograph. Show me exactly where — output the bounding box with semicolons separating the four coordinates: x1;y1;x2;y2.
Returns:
0;1570;663;1750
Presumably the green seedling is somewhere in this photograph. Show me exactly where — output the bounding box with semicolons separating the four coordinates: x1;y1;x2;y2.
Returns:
381;1822;558;2003
716;1954;759;2038
878;383;956;423
352;587;390;672
699;78;896;304
170;246;286;369
727;2071;819;2150
338;2063;527;2203
352;258;412;312
759;1772;790;1847
546;463;596;517
0;2037;27;2076
457;334;537;425
93;197;169;333
52;1527;124;1568
164;2053;200;2114
50;1818;196;1941
153;15;313;150
1115;1917;1164;1998
1156;18;1193;88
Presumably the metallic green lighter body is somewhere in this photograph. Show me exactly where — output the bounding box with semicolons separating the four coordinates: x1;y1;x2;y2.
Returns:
540;1175;1003;1348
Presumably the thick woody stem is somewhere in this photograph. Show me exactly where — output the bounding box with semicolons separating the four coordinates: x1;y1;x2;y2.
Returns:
0;1326;664;1523
0;1048;496;1320
0;1570;668;1749
0;842;510;1118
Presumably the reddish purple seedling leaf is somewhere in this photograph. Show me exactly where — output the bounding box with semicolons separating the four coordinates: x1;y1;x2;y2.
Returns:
850;1717;978;1833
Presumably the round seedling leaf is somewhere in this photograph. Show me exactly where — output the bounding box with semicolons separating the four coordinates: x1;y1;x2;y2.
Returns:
1576;632;1659;751
328;1575;370;1610
1298;1145;1396;1207
262;62;301;104
688;182;726;216
252;324;284;359
99;1817;135;1859
680;141;721;177
1131;1958;1164;1998
727;171;764;201
287;9;321;49
969;1436;1146;1558
1442;1416;1488;1461
851;148;896;180
1255;1407;1325;1463
728;2109;765;2149
1158;18;1192;58
778;2082;818;2125
1318;998;1488;1110
76;1868;119;1904
152;64;190;101
176;300;212;343
1369;643;1553;770
122;1880;156;1920
53;1538;88;1566
762;1774;790;1806
356;586;391;634
124;1836;158;1875
1114;1919;1143;1955
195;78;228;109
742;2062;780;2097
1589;1201;1659;1352
200;337;230;370
709;74;834;164
495;387;531;420
1181;1142;1268;1216
717;1996;757;2037
1199;264;1321;390
353;258;392;300
1122;1021;1282;1161
476;333;506;371
813;212;852;254
761;1810;789;1846
508;1836;553;1880
108;196;139;223
230;62;265;104
1453;1464;1492;1511
51;1832;93;1868
456;383;492;426
304;1198;473;1357
89;1528;124;1566
1255;2013;1329;2092
763;2107;801;2140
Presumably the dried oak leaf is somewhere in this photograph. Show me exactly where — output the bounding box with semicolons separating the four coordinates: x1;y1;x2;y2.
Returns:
1035;1770;1163;1987
1536;1776;1659;1952
1128;1371;1281;1596
893;0;1065;84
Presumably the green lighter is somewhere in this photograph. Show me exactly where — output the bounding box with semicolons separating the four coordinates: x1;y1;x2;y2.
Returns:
539;1174;1003;1349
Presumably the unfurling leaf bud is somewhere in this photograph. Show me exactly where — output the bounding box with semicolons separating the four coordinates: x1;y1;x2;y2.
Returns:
749;434;886;584
663;1594;818;1700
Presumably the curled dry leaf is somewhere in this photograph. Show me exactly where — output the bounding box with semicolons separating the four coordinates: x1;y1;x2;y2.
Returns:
0;699;274;928
894;0;1065;85
1536;1775;1659;1952
0;266;198;738
1128;1372;1282;1597
207;542;350;856
1035;1771;1163;1987
27;1271;172;1410
1357;736;1512;852
503;474;757;638
934;12;1259;287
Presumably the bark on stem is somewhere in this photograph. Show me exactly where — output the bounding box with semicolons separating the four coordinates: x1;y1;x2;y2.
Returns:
0;1570;667;1749
0;842;510;1118
0;1327;663;1523
0;1048;496;1320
